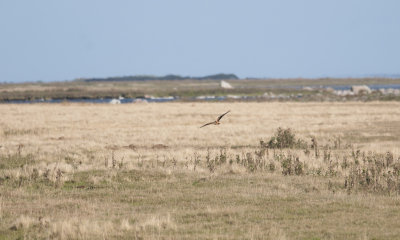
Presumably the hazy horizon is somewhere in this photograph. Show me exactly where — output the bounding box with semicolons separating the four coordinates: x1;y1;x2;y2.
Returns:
1;1;400;83
3;72;400;84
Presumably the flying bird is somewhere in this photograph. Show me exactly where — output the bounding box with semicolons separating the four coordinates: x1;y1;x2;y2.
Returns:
200;110;230;128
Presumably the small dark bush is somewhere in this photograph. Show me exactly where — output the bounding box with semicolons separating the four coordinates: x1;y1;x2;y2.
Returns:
281;154;304;176
268;128;305;149
268;128;295;149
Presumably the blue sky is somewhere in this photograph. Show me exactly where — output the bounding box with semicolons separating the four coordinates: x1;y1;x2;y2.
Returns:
1;0;399;82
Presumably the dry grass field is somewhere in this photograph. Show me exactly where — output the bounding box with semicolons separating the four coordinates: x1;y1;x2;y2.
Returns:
1;102;400;239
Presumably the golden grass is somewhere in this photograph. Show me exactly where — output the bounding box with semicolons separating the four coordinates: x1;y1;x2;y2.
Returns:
2;102;400;151
1;102;400;239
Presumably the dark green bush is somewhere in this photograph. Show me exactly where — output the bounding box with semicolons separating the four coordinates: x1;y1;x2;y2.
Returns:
268;127;306;149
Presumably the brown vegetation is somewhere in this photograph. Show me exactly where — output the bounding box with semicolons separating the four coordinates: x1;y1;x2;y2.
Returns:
1;102;400;239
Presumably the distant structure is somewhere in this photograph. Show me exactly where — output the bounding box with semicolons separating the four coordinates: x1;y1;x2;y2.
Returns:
302;87;314;91
109;99;121;104
221;80;234;89
379;88;400;95
351;85;372;95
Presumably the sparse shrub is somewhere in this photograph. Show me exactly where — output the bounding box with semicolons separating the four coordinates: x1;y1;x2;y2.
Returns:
269;162;276;172
294;157;304;175
281;155;293;176
3;128;42;137
311;137;319;158
104;156;109;168
235;154;240;164
333;136;341;149
267;128;307;150
172;157;177;168
268;128;296;149
351;149;361;165
17;144;24;156
118;156;124;169
345;151;400;194
205;149;216;172
207;158;215;173
246;152;256;172
323;147;331;163
393;162;400;176
31;168;39;180
219;148;227;164
193;153;200;171
386;152;394;167
326;158;338;176
280;153;304;176
55;169;63;187
296;139;308;149
256;140;267;158
341;156;349;169
259;140;267;149
43;169;50;179
112;151;117;168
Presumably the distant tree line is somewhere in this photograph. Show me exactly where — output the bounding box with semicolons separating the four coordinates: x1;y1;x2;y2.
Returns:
81;73;239;82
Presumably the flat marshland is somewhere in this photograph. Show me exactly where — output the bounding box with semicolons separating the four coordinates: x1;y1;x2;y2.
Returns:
1;102;400;239
1;78;400;102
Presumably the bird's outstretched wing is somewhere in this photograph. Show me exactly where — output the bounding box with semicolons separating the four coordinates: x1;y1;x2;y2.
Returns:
217;110;230;122
200;121;215;128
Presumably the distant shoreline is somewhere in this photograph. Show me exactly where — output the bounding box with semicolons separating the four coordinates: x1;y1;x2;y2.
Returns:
1;78;399;103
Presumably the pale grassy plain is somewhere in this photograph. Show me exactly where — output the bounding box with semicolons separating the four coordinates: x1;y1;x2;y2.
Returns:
1;102;400;239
